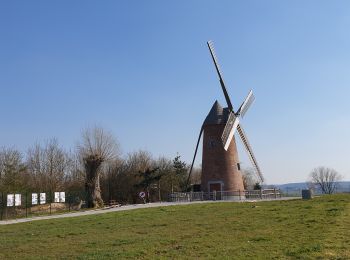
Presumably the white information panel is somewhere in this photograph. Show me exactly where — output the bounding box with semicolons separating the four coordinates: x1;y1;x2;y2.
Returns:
54;192;60;203
15;194;21;206
40;193;46;204
32;193;38;205
54;192;65;202
7;194;14;207
59;192;65;203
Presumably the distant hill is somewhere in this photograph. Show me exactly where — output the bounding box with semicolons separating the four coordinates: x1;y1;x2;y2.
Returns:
266;181;350;195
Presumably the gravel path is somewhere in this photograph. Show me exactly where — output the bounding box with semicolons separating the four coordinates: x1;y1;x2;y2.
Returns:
0;197;300;225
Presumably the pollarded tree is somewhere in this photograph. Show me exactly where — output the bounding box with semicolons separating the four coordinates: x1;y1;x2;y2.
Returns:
309;166;342;194
78;127;119;208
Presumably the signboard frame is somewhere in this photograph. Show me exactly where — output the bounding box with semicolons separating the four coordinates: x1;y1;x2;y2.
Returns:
14;194;21;206
7;194;14;207
32;193;38;205
40;193;46;205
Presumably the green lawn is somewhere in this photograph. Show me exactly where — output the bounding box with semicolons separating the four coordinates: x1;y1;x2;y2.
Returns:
1;194;350;259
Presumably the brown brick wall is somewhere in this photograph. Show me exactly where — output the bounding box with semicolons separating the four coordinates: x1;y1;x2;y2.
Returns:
201;124;245;192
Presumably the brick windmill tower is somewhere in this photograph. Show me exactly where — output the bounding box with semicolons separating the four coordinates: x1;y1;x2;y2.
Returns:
187;41;264;195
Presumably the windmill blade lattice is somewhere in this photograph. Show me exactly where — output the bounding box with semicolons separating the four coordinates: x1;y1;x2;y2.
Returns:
236;124;264;183
238;90;255;118
207;41;234;111
221;112;240;151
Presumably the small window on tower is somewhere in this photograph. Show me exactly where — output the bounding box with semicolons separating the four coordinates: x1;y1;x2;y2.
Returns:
237;163;241;171
208;139;216;149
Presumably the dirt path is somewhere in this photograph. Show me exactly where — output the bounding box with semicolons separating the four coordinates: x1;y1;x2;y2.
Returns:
0;197;299;225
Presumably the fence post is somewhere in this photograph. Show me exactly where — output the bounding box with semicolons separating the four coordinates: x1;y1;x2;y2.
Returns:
260;189;263;199
213;190;216;201
68;192;71;212
5;194;7;220
13;194;16;219
49;192;52;215
274;188;277;199
25;192;28;218
5;193;7;220
0;192;3;221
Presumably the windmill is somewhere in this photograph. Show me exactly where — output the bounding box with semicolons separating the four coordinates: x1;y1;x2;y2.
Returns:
187;41;264;195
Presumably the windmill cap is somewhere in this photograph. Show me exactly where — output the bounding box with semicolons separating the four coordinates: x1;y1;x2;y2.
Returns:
203;100;229;125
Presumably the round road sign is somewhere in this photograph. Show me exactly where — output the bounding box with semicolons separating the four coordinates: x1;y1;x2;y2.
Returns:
139;191;146;198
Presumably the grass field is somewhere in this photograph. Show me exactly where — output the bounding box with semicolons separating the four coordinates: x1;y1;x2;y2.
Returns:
1;194;350;259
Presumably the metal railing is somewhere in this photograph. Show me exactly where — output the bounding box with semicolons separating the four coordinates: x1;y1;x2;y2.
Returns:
169;189;282;202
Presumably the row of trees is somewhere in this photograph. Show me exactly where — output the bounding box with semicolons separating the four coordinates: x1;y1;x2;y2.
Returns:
0;126;344;208
0;139;82;193
0;127;200;207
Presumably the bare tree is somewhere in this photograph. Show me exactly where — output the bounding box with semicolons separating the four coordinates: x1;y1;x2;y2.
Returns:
78;127;119;208
126;150;153;173
309;166;342;194
117;150;153;204
0;147;27;192
64;151;85;191
26;139;68;192
189;165;201;186
100;158;125;203
153;156;172;201
242;168;258;190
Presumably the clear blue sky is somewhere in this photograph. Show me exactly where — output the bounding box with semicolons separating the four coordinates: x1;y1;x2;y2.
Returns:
1;1;350;184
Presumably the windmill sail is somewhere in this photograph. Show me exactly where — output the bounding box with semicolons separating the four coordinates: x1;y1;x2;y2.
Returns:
221;112;240;151
207;41;234;111
237;90;255;118
236;124;264;183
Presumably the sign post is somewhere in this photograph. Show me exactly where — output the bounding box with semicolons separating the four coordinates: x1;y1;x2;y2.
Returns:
139;191;146;204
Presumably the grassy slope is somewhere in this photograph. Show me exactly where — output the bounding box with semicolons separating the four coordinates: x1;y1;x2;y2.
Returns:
0;194;349;259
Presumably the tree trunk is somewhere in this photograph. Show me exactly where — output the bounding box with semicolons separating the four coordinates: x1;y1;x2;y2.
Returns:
84;156;104;208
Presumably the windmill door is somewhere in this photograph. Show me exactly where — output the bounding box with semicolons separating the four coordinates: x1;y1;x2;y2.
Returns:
209;183;222;200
